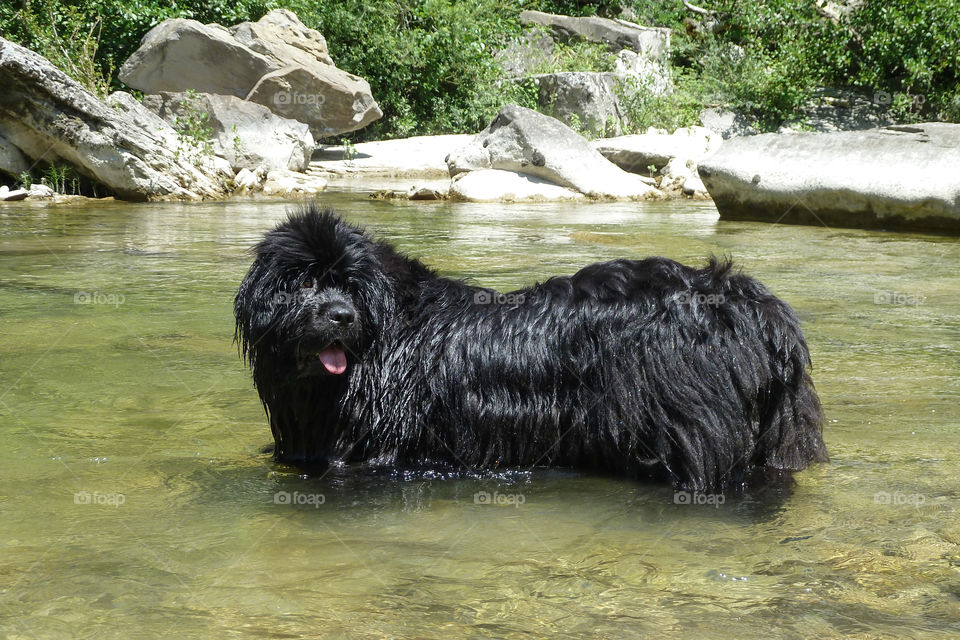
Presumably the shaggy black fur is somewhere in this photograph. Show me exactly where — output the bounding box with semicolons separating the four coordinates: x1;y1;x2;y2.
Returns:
235;204;827;491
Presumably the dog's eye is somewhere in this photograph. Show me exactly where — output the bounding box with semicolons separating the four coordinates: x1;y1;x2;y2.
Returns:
301;277;314;289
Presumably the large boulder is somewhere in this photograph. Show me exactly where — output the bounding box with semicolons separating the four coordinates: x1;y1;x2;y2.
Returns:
245;65;381;139
446;105;659;200
697;124;960;233
520;10;670;58
119;19;275;98
531;72;627;137
141;91;313;172
119;10;382;138
229;9;334;67
0;37;227;200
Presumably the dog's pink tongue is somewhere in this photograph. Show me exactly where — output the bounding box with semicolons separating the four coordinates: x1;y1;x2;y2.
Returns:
318;346;347;375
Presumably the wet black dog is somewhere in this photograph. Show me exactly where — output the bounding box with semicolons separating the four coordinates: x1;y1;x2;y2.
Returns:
235;204;827;490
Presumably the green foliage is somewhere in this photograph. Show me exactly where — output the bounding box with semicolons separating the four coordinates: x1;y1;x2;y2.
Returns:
1;0;958;139
615;71;702;134
41;163;79;194
172;91;215;167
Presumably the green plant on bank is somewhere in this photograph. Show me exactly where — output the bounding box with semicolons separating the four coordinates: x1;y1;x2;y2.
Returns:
341;138;358;162
231;124;245;159
14;0;113;97
614;71;702;134
18;171;33;190
172;90;215;167
40;163;79;194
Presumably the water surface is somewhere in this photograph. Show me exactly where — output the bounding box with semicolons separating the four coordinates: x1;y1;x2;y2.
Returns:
1;195;958;639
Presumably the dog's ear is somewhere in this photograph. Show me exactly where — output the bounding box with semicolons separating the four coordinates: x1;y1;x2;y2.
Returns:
234;256;283;366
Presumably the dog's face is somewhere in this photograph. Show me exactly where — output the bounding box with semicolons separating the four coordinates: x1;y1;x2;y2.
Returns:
235;207;389;382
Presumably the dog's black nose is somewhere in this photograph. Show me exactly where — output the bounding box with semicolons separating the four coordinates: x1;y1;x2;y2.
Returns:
327;305;355;326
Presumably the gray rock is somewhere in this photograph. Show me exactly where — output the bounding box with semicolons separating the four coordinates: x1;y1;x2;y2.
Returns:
699;108;760;139
245;64;382;138
446;105;659;200
406;185;445;200
119;11;382;137
532;72;628;137
234;166;266;191
614;49;670;95
0;132;30;177
449;169;585;202
119;19;275;98
106;91;234;177
229;9;334;67
593;126;723;174
142;91;313;172
697;123;960;233
780;88;895;133
520;10;670;57
495;28;555;77
0;37;227;200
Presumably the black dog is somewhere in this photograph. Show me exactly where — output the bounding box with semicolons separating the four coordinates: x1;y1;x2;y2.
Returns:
235;204;827;490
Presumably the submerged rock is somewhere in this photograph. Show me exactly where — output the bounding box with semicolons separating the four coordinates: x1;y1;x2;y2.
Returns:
698;123;960;233
446;105;659;200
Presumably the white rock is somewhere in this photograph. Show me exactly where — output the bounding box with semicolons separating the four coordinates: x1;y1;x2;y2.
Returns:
447;105;659;200
449;169;585;202
262;169;327;195
697;123;960;232
234;166;266;191
27;183;55;198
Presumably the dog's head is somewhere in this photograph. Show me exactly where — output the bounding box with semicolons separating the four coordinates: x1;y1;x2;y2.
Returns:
235;205;391;381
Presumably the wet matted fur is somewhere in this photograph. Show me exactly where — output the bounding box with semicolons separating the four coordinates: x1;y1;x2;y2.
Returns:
235;204;827;490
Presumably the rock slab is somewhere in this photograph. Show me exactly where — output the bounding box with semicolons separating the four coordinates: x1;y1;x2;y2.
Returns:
698;124;960;232
447;105;659;200
0;37;227;200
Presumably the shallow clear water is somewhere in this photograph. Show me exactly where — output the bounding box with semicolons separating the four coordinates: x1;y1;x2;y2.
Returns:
1;194;958;639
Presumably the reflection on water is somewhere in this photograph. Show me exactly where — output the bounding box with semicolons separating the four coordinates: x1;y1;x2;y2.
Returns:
0;196;958;639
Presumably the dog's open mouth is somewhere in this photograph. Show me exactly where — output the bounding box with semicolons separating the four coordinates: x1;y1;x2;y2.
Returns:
300;343;348;375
